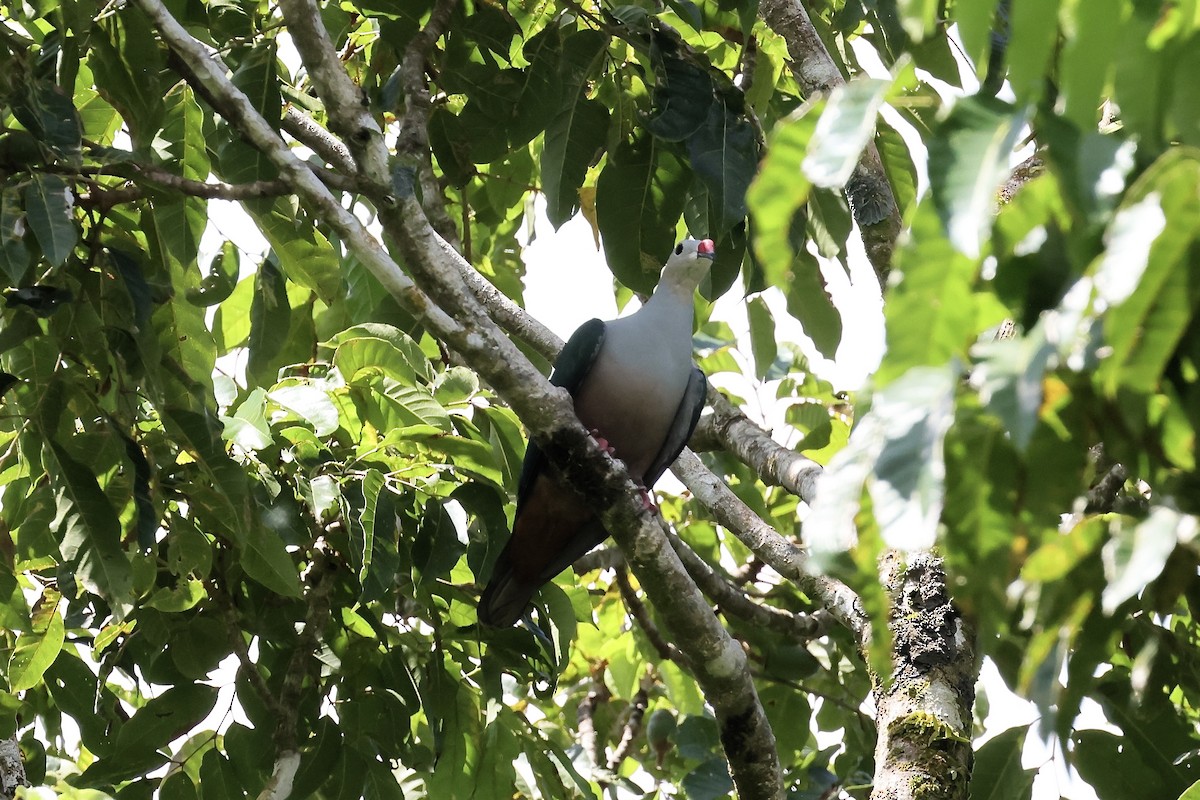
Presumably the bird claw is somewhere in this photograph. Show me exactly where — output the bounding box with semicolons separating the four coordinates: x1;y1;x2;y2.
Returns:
637;484;659;515
588;428;616;455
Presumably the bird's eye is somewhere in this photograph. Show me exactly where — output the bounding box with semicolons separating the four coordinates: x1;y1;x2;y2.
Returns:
674;243;684;255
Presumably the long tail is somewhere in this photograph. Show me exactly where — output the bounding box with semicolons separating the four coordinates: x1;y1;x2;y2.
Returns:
477;551;537;627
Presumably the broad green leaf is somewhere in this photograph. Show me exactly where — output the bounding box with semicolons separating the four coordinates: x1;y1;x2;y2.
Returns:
45;443;134;617
747;296;778;380
11;80;82;162
747;109;816;286
8;611;65;692
596;135;692;294
927;97;1027;258
239;525;303;598
1098;150;1200;395
876;117;919;217
969;726;1035;800
199;750;247;800
645;53;714;142
268;381;340;437
681;757;733;800
357;469;387;586
1006;0;1060;104
223;42;281;182
541;29;609;227
412;501;465;586
880;204;977;383
969;323;1055;450
0;185;30;284
1101;508;1197;614
89;9;167;146
686;94;758;236
1021;517;1105;584
955;0;1003;78
327;323;434;381
543;97;609;229
186;240;239;306
803;79;891;189
245;200;341;302
1059;0;1126;130
247;258;291;381
220;388;273;451
1180;781;1200;800
897;0;938;40
23;174;76;267
784;247;843;359
809;364;959;553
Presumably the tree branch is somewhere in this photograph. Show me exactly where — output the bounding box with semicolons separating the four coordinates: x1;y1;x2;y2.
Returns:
278;0;390;179
672;450;870;649
576;662;610;770
757;0;901;282
667;531;827;640
615;566;684;662
395;0;462;246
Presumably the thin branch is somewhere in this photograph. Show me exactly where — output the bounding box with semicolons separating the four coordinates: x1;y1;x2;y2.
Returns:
396;0;462;246
577;662;611;770
672;450;870;649
757;0;900;282
615;566;684;662
282;108;356;174
700;388;823;505
667;531;827;640
278;0;390;179
607;672;653;772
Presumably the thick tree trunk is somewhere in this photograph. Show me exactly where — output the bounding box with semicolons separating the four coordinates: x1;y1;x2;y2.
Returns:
871;554;977;800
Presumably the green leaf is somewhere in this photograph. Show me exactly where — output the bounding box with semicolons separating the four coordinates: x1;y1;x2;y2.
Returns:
221;388;274;452
645;52;714;142
0;185;31;285
686;94;758;236
969;323;1055;451
747;296;777;380
681;756;733;800
803;79;891;189
186;240;239;307
11;80;82;161
880;204;977;383
543;96;609;229
809;364;959;553
969;726;1035;800
542;29;609;221
784;246;842;360
596;135;692;294
268;381;340;437
1059;0;1126;130
245;200;341;302
1097;150;1200;395
897;0;938;40
1006;0;1061;104
1180;781;1200;800
45;443;134;616
747;109;816;288
357;469;387;586
1101;508;1195;614
200;750;247;800
876;117;919;217
928;98;1027;258
412;501;465;586
23;174;76;267
8;611;65;692
248;258;291;381
89;9;167;147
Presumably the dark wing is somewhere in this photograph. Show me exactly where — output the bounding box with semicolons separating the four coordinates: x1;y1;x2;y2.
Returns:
515;318;606;509
641;367;706;486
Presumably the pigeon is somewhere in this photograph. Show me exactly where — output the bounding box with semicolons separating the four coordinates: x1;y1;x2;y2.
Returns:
479;238;715;626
